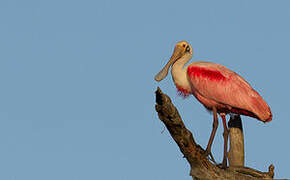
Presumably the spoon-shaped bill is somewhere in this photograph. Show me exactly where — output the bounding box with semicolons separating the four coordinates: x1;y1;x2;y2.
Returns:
154;46;183;82
154;61;172;82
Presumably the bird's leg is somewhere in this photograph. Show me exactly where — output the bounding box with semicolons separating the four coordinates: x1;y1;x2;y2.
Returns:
220;113;229;168
205;106;218;163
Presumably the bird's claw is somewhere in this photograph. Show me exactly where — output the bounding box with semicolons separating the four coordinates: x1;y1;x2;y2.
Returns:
217;162;227;169
204;150;217;164
204;150;228;169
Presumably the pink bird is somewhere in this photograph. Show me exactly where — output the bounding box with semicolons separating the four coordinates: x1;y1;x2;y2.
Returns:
154;41;272;168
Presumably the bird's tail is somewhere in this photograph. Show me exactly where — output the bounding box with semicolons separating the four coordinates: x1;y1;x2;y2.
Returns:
251;95;272;122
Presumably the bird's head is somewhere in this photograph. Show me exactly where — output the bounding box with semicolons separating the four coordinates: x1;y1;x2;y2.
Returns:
154;41;193;82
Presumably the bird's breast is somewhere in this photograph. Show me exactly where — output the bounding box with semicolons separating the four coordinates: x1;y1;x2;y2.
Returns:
171;67;192;97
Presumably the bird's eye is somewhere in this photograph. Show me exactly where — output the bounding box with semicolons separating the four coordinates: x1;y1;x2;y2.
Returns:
186;46;190;52
183;44;186;47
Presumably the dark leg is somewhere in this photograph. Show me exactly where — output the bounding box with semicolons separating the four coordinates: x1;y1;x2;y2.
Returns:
220;113;229;168
205;106;218;162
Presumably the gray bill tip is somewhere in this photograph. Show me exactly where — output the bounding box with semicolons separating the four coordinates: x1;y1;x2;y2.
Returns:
154;67;169;82
154;74;162;82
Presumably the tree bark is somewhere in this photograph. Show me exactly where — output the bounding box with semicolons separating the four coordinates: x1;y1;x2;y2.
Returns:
228;114;245;167
154;87;274;180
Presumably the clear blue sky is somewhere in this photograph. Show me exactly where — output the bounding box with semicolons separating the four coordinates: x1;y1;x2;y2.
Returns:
0;0;289;179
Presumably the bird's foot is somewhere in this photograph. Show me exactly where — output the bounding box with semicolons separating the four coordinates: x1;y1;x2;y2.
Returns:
204;150;217;164
217;160;227;169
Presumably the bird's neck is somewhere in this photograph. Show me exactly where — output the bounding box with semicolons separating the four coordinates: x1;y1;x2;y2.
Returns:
171;54;192;95
172;54;191;69
171;53;192;76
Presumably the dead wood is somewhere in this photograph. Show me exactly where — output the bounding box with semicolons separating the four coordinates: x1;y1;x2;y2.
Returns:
228;114;244;167
154;87;274;180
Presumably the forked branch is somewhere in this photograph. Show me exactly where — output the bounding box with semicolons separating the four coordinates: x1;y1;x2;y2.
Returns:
154;87;274;180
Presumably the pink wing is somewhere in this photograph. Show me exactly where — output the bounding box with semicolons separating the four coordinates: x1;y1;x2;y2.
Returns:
187;61;272;122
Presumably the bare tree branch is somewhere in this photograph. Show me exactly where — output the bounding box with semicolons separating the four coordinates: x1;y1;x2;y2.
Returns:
228;115;244;167
155;87;274;180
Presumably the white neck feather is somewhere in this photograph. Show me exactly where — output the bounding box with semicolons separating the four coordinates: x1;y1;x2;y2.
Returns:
171;54;192;91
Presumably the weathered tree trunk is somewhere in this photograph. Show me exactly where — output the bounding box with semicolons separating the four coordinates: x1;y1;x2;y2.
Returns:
228;114;245;167
155;87;274;180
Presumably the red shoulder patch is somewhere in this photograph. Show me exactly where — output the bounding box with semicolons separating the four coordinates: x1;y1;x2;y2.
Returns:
187;66;226;81
176;85;190;98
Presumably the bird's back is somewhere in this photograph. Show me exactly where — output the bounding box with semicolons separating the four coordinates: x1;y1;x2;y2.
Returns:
186;61;272;122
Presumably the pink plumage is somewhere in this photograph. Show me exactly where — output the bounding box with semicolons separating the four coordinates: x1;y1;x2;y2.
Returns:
186;62;272;122
154;41;272;167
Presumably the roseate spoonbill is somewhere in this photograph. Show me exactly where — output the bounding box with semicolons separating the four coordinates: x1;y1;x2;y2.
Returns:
154;41;272;168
